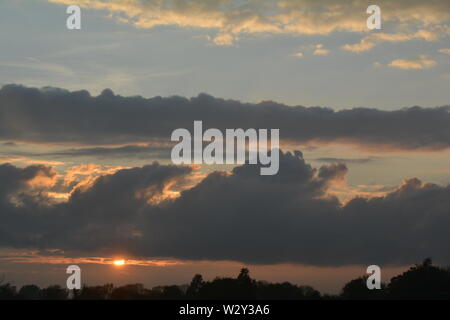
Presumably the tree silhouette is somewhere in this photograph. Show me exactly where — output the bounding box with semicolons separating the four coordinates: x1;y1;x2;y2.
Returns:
0;283;17;300
340;276;386;300
74;284;113;300
186;274;204;298
2;259;450;300
41;285;67;300
237;268;251;283
110;284;145;300
152;285;184;300
256;281;321;300
388;258;450;299
18;285;42;300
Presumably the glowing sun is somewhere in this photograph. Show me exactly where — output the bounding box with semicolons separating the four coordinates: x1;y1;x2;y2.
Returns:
113;259;126;266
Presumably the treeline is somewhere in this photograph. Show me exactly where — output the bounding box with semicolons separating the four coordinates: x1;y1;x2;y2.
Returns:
1;259;450;300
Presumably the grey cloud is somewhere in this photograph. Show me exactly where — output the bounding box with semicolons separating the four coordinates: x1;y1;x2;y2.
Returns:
1;84;450;150
0;144;173;163
0;163;54;198
136;154;450;266
314;157;376;164
1;142;16;146
0;162;191;252
1;151;450;266
47;144;172;159
0;163;57;248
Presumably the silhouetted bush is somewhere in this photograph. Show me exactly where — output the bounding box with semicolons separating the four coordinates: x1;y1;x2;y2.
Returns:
388;258;450;299
256;282;321;300
41;285;67;300
110;284;146;300
340;276;386;300
18;285;42;300
0;283;17;300
74;284;113;300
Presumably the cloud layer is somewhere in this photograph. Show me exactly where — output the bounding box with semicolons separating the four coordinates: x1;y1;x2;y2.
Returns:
50;0;450;47
1;84;450;150
1;152;450;266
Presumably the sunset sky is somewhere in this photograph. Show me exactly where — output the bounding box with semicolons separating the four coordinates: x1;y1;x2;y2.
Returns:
1;0;450;294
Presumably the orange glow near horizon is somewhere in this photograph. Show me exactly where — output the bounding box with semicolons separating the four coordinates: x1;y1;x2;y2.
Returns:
113;259;126;266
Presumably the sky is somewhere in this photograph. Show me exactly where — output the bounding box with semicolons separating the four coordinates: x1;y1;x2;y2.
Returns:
0;0;450;294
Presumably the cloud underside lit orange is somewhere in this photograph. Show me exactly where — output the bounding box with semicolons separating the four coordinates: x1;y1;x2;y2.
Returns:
49;0;450;47
0;254;182;267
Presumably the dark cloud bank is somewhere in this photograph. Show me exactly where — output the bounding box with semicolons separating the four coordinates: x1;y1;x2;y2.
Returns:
1;151;450;266
1;84;450;149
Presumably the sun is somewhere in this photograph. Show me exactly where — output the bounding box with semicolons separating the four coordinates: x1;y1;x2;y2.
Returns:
113;259;126;266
